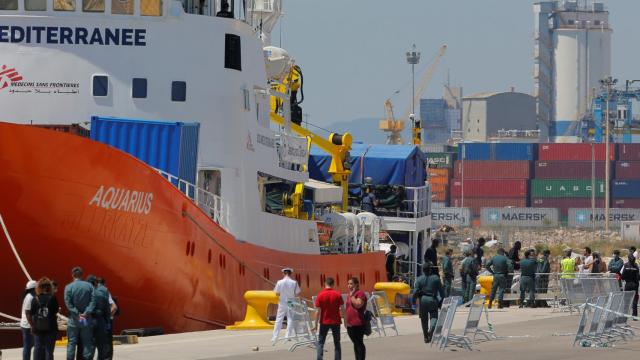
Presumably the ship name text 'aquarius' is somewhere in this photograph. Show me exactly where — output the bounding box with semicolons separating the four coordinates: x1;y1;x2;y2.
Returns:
89;186;153;215
0;26;146;46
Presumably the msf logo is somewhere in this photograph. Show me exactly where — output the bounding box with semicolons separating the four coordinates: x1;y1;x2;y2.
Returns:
0;65;23;90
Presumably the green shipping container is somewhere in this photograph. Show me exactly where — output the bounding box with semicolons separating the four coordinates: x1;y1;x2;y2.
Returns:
531;179;606;198
426;152;453;168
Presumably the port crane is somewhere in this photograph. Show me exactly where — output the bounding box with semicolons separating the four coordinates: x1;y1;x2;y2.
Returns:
380;44;447;145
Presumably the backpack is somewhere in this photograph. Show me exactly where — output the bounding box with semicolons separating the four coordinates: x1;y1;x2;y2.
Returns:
33;295;52;332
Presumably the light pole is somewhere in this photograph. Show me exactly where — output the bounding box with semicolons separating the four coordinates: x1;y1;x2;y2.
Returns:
600;77;617;232
406;44;421;129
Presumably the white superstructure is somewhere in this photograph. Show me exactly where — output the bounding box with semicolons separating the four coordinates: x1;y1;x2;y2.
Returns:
534;0;611;143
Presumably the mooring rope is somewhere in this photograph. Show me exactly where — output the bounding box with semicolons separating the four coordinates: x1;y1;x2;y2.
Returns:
0;213;31;281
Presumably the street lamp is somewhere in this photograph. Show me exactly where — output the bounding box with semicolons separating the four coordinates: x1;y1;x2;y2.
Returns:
599;76;617;232
406;44;421;131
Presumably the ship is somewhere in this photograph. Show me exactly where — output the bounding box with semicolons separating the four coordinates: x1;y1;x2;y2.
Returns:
0;0;431;345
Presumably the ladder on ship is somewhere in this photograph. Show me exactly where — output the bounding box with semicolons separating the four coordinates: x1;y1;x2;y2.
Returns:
154;169;231;232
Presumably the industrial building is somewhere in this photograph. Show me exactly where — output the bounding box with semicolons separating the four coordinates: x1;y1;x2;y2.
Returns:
461;91;537;142
534;0;612;143
420;85;463;144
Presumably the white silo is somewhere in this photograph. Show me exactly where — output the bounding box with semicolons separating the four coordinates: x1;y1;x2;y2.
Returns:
534;1;611;143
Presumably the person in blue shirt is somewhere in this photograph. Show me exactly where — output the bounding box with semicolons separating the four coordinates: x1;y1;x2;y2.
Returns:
361;186;378;213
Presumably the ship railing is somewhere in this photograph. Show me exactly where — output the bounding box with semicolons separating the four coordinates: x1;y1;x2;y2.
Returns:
154;169;231;232
372;185;431;219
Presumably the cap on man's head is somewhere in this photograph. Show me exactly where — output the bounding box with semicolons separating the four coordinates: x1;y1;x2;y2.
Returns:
25;280;37;290
282;267;293;273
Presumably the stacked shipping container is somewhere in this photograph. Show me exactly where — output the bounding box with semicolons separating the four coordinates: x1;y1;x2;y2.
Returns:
613;144;640;208
426;152;454;208
451;143;534;217
531;144;614;219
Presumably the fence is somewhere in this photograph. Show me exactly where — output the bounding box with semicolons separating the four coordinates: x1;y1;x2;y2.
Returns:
573;291;636;347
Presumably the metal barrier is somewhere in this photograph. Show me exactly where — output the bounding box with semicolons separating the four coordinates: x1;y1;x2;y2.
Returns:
436;296;473;351
287;298;318;352
430;297;453;348
463;294;497;342
370;291;399;336
573;291;637;348
560;275;620;313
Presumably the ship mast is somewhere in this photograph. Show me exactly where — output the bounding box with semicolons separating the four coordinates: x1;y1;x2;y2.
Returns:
247;0;283;45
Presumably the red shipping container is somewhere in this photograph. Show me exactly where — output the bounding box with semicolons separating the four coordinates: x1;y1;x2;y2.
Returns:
613;198;640;208
453;160;531;179
450;197;527;218
534;161;611;179
615;161;640;180
618;144;640;161
531;197;606;218
538;144;616;161
450;179;529;198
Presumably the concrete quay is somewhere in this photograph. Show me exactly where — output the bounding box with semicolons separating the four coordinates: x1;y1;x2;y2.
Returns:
2;308;638;359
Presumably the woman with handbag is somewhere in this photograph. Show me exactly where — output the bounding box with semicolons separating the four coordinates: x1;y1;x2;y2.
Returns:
27;277;59;360
345;277;367;360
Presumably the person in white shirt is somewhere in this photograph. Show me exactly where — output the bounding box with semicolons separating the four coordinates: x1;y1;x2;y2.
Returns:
20;280;37;360
271;267;301;343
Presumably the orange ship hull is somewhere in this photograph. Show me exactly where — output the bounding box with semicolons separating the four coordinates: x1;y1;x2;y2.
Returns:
0;122;385;344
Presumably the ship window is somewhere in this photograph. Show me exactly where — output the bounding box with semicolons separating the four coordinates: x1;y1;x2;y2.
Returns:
54;0;75;11
83;0;104;12
112;0;133;14
92;75;108;97
25;0;46;11
132;78;147;99
171;81;186;102
141;0;161;16
0;0;18;10
224;34;242;71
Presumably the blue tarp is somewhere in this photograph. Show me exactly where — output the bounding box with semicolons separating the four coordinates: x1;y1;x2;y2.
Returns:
308;143;426;186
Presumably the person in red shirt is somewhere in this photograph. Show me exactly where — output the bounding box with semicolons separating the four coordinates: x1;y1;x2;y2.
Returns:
315;277;343;360
345;277;367;360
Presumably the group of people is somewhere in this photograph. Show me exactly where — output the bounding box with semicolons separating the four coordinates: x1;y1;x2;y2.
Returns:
19;266;118;360
272;268;368;360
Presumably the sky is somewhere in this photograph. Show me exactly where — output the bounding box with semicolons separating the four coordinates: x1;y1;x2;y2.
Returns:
276;0;640;129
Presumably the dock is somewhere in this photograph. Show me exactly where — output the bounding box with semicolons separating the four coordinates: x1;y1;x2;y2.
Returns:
3;308;638;359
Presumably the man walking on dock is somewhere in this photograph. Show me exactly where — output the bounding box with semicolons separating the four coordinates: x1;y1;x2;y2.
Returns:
315;277;343;360
272;267;301;343
487;248;510;309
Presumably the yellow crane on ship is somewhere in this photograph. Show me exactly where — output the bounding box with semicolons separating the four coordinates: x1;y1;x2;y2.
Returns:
269;64;352;215
380;44;447;145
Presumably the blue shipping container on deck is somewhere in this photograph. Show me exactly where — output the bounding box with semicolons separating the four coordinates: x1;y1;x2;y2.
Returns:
458;143;536;161
612;180;640;199
308;143;426;186
90;116;200;185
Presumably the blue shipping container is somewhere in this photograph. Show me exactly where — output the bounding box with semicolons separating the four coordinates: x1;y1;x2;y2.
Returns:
90;116;200;185
612;180;640;199
459;143;536;161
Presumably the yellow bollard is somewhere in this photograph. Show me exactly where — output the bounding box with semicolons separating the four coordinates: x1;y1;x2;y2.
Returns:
226;290;279;330
55;336;68;347
373;282;411;316
478;275;493;306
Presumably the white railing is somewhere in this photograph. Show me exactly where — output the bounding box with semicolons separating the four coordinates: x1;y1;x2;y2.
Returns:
154;169;231;232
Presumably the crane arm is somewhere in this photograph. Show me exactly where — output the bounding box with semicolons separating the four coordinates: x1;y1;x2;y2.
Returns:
270;112;352;211
403;44;447;121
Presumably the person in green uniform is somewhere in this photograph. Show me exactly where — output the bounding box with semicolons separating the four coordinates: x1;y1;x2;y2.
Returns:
442;248;454;298
608;249;624;289
536;249;551;307
519;250;538;308
486;248;509;309
412;261;445;343
462;251;479;303
87;275;112;360
64;266;96;360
